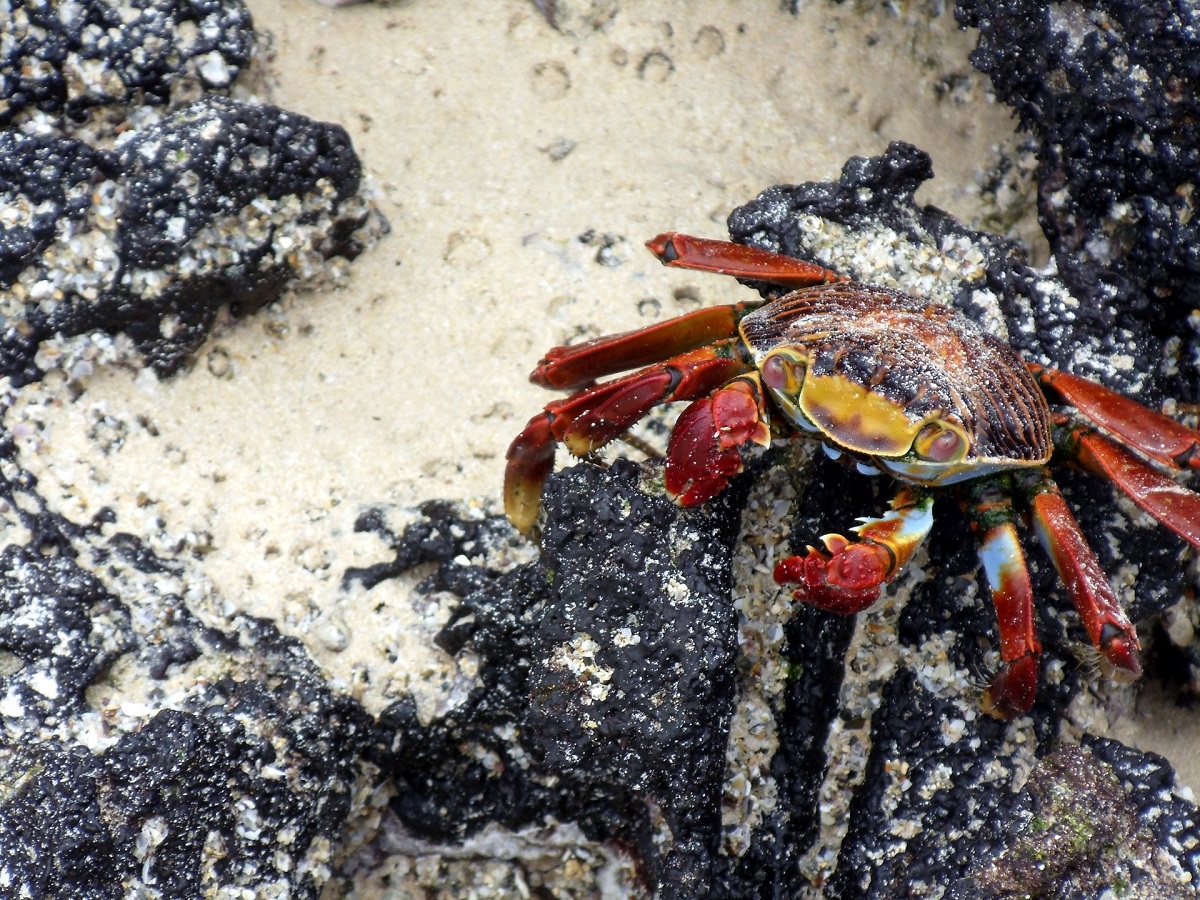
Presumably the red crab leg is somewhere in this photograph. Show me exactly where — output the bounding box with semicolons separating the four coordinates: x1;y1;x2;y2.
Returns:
504;342;751;535
977;520;1040;719
1030;364;1200;471
1065;427;1200;551
646;232;849;287
1020;472;1141;677
774;486;935;614
965;482;1041;719
532;302;760;391
665;372;772;506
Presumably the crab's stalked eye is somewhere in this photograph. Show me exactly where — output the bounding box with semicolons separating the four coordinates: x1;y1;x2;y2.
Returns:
913;422;966;463
761;349;805;395
761;349;821;433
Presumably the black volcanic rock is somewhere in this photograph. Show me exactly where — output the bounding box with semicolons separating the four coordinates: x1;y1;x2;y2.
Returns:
0;96;374;381
0;0;255;127
956;0;1200;358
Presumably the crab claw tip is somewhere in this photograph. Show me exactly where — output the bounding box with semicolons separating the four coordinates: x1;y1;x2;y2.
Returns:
773;544;887;614
1099;625;1142;677
645;232;678;263
982;654;1039;720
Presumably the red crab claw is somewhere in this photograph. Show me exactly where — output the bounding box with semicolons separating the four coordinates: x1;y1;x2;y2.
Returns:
665;374;771;506
646;232;849;287
774;487;935;615
504;343;750;536
774;534;893;614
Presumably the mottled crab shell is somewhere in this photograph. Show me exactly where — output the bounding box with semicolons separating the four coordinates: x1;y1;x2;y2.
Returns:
740;284;1053;485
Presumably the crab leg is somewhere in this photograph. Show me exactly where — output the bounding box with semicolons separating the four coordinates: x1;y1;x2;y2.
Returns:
774;486;935;614
665;372;772;506
532;303;760;391
1018;472;1141;676
504;342;751;536
1065;427;1200;551
646;232;849;287
964;479;1041;719
1031;364;1200;470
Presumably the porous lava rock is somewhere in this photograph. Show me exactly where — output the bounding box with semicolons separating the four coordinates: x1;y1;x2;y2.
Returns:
0;0;255;127
955;0;1200;364
0;96;373;382
361;461;749;897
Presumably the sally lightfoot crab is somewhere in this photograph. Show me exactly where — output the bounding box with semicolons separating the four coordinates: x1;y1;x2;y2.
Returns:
504;232;1200;718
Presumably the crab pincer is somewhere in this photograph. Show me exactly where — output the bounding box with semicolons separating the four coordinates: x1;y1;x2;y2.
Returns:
774;487;935;615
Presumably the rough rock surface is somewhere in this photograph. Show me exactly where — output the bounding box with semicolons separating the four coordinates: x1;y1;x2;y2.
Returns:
357;462;749;897
0;95;375;382
0;0;255;128
949;739;1200;899
0;4;393;898
0;451;390;897
955;0;1200;373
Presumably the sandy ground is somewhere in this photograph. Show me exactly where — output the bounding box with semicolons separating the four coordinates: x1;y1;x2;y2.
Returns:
10;0;1197;839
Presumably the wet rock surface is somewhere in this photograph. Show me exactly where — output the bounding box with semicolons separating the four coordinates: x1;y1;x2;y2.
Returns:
0;451;389;897
0;3;392;898
365;461;749;896
1;0;255;127
951;739;1200;899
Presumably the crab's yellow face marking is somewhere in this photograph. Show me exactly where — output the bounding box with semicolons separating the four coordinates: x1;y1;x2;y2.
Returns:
760;348;978;483
797;372;922;457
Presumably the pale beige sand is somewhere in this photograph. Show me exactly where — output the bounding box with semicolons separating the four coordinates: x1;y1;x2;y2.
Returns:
8;0;1196;881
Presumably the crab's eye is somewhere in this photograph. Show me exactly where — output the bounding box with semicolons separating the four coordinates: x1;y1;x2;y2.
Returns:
913;423;966;463
761;351;804;395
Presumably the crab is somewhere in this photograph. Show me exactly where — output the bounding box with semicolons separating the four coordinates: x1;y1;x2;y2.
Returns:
504;232;1200;718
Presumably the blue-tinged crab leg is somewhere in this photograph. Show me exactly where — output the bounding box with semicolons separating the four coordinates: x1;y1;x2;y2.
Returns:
1018;471;1141;676
964;478;1041;719
774;486;935;615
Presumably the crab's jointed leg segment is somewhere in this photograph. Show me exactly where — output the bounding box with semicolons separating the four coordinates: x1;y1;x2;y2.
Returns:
774;486;935;615
1065;427;1200;551
646;232;849;288
965;480;1041;719
665;372;772;506
1020;472;1141;676
1031;364;1200;471
504;342;752;536
532;302;760;391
